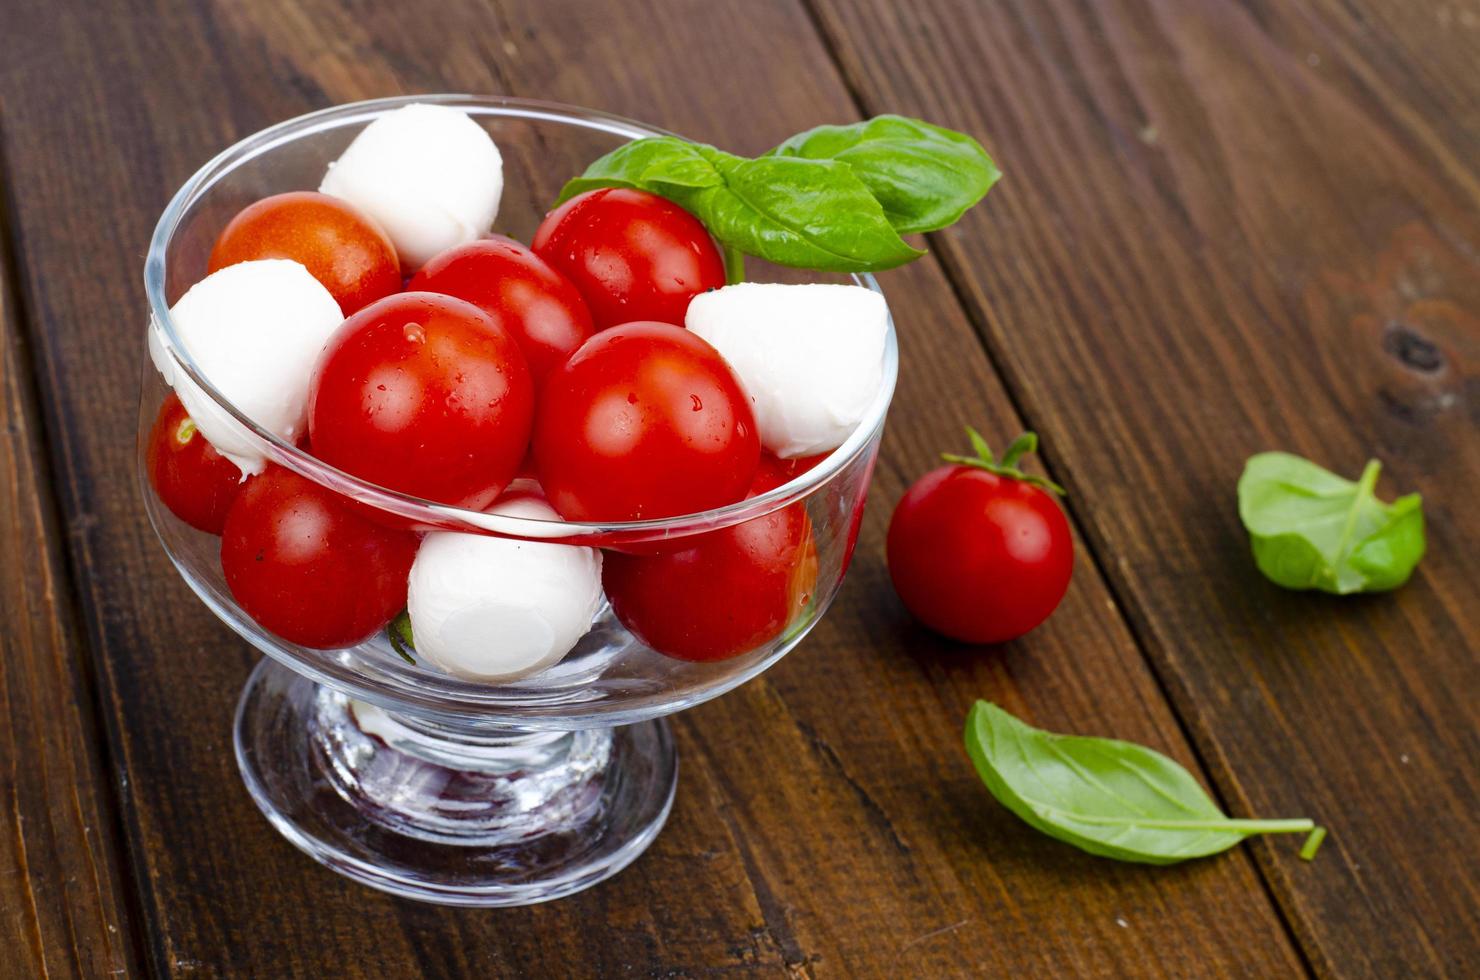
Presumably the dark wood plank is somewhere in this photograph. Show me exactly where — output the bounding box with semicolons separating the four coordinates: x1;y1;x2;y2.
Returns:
803;0;1480;974
1;0;1305;974
0;133;139;975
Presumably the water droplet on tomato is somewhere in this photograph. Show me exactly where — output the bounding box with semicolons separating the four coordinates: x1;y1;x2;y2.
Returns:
690;395;703;412
403;322;425;343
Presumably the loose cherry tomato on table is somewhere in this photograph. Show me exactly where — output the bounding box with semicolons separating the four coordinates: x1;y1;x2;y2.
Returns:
533;321;759;522
408;236;594;390
887;430;1072;644
308;292;534;511
532;188;726;329
220;466;418;649
208;191;400;315
144;393;244;534
603;457;817;661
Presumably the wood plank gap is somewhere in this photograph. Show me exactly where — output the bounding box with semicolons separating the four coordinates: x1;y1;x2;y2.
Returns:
0;104;152;980
791;1;1322;974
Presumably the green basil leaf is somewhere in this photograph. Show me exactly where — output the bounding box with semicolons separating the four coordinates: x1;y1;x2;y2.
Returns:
964;702;1321;864
387;610;416;665
558;138;924;272
1237;452;1425;594
687;152;923;272
768;115;1000;234
556;137;723;203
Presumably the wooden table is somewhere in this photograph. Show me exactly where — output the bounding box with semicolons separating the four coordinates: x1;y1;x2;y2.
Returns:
1;0;1475;975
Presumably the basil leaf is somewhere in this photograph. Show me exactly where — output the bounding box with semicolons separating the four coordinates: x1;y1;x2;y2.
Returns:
556;136;723;202
686;152;923;272
768;115;1000;234
964;702;1322;864
387;610;416;665
560;139;921;272
1237;452;1425;594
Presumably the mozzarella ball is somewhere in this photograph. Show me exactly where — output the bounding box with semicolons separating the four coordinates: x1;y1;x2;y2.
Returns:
149;259;343;476
686;282;889;458
319;103;503;269
407;497;603;682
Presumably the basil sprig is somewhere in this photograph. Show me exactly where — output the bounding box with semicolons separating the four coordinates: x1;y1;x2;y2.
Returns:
557;115;999;273
965;702;1324;864
1237;452;1425;594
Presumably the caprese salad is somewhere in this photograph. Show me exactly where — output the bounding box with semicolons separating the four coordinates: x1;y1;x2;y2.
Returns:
147;102;998;682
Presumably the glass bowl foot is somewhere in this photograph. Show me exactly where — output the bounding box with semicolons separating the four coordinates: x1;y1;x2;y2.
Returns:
233;657;677;907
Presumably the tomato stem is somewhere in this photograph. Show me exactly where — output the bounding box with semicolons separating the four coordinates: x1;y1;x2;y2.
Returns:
173;417;198;447
943;427;1066;496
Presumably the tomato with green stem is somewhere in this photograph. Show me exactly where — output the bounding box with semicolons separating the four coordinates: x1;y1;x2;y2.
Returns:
887;429;1072;644
145;393;244;534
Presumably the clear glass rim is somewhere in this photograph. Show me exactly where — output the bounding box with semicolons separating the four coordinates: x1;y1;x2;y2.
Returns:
143;94;899;543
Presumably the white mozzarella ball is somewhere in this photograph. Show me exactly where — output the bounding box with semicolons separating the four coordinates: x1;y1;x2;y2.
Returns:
149;259;343;477
686;282;889;458
407;497;603;683
319;103;503;269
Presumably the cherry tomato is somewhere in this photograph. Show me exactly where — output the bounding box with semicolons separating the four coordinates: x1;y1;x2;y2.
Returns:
408;236;594;391
532;188;726;329
534;321;759;522
603;460;817;661
208;191;400;315
759;451;830;489
144;393;244;534
887;431;1072;643
308;292;534;511
220;466;418;649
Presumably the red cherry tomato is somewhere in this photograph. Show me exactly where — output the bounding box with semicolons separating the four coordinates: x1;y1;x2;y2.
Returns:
534;321;759;522
887;433;1072;643
208;191;400;315
220;466;418;648
308;292;534;511
758;451;830;490
755;451;869;575
532;188;726;329
408;236;594;391
603;461;817;661
145;393;244;534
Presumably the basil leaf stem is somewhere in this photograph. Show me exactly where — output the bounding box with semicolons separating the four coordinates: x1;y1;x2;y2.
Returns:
1299;826;1328;862
722;244;746;285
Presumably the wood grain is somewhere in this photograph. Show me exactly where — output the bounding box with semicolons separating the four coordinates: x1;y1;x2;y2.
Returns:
803;0;1480;975
0;0;1340;974
0;131;138;975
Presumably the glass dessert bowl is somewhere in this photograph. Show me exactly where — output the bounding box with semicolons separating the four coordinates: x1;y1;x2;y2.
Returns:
139;95;896;906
